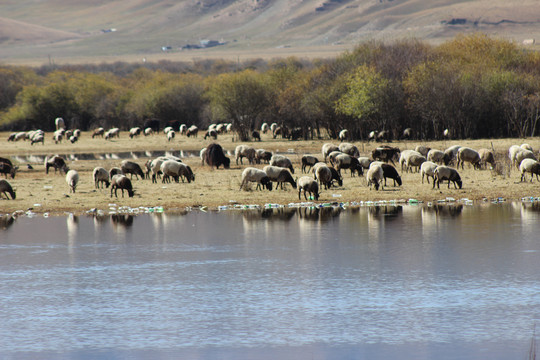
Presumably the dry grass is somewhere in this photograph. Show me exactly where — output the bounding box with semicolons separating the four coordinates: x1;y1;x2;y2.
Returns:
1;131;539;215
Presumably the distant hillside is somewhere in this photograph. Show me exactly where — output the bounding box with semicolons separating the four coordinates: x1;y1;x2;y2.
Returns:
1;0;539;63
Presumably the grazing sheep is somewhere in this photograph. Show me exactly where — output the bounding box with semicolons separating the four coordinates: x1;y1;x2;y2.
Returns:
457;147;481;170
200;147;207;165
261;123;269;134
399;150;422;172
381;163;401;186
519;158;540;182
358;157;372;170
144;127;153;136
515;149;537;169
240;167;272;191
443;128;450;138
334;153;363;177
186;125;199;137
235;145;256;165
420;161;438;184
160;160;195;183
322;143;339;162
301;155;319;173
405;153;426;173
433;166;462;189
427;149;450;165
298;176;319;201
0;179;16;199
73;129;81;138
366;164;384;190
402;128;412;139
444;145;462;164
414;145;431;157
204;129;218;139
66;170;79;193
55;117;66;130
93;167;110;188
376;130;391;142
216;123;226;133
69;135;78;144
30;133;44;145
167;130;175;142
129;127;141;138
179;124;187;135
314;164;334;190
121;160;145;180
105;128;120;140
13;132;27;141
205;143;230;169
255;149;272;164
478;148;496;169
252;130;261;141
7;132;17;141
53;130;63;144
508;145;522;167
163;126;173;134
270;154;294;174
372;146;400;165
327;150;343;166
263;165;297;190
270;122;278;133
368;130;378;142
92;127;105;138
521;143;533;152
0;162;17;179
109;167;123;180
45;155;68;174
338;142;360;157
339;129;349;142
111;174;135;198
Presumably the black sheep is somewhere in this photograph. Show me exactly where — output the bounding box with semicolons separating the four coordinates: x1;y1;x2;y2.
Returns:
205;143;230;169
381;164;402;186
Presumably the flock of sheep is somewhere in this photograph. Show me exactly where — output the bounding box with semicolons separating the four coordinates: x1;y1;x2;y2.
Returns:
2;119;540;205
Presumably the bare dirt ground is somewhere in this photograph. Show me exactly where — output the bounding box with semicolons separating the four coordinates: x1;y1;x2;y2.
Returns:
1;131;539;215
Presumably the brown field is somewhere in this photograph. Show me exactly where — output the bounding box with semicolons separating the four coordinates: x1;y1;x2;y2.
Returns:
1;131;539;216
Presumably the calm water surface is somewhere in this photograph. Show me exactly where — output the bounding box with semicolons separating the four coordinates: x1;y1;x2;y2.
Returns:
1;203;539;359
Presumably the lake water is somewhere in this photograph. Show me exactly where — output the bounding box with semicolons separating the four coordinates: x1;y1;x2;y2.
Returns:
1;202;539;359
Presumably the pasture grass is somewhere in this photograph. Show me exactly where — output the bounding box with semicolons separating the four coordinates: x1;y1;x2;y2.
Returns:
1;130;539;215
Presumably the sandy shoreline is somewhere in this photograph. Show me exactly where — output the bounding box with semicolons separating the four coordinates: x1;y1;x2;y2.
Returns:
1;131;539;216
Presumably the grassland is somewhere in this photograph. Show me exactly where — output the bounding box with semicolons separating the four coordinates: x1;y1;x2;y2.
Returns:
1;130;539;215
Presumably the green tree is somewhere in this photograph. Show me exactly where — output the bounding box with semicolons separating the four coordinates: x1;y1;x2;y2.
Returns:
207;70;269;141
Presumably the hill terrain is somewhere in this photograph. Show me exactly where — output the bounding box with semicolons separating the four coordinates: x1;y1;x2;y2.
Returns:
1;0;540;64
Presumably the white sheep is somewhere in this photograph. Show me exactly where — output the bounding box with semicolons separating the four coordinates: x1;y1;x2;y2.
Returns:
427;149;449;165
519;158;540;182
270;154;294;173
515;149;537;169
93;167;110;188
322;143;339;162
366;164;384;190
179;124;187;135
167;130;175;142
358;157;372;169
444;145;462;164
200;147;207;165
457;147;481;170
508;145;522;167
261;123;269;134
521;143;533;152
338;129;349;142
433;165;462;189
420;161;438;184
240;167;272;191
66;169;79;193
297;176;319;200
405;153;426;173
338;142;360;157
478;148;496;169
327;150;343;166
104;127;120;140
160;160;194;183
399;150;422;172
414;145;431;157
263;165;297;190
235;145;256;165
144;127;153;136
314;164;333;190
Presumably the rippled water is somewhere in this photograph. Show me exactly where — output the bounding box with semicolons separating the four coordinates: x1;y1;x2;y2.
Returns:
1;203;539;359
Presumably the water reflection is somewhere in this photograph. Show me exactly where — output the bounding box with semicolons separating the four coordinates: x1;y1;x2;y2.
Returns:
1;203;540;359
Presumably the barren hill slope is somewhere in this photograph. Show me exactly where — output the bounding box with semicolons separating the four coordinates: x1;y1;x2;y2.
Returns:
1;0;539;63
